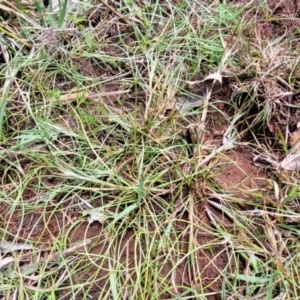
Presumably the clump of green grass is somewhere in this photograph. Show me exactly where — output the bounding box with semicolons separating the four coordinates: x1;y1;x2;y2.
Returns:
1;0;300;299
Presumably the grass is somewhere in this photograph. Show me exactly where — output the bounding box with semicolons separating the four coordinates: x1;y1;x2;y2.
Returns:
1;0;300;299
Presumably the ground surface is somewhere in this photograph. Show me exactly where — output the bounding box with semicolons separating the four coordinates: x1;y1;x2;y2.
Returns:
1;0;300;299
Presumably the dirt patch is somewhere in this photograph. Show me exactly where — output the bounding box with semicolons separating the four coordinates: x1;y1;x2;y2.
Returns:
214;147;266;198
175;196;236;300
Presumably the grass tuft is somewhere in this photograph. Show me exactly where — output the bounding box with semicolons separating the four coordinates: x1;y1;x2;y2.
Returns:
1;0;300;299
